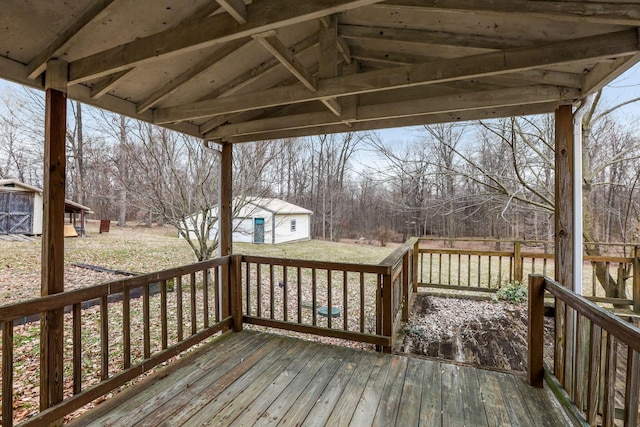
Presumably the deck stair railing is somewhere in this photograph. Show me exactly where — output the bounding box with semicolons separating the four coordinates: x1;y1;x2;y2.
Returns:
417;238;640;318
528;275;640;427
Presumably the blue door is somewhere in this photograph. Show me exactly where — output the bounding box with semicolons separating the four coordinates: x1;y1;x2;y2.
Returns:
254;218;265;243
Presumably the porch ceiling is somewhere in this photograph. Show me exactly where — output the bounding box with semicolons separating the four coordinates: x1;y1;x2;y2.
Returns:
1;0;639;143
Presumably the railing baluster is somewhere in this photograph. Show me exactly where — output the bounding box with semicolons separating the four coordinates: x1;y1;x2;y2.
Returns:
343;271;348;331
176;275;183;342
429;253;432;284
144;284;151;358
101;295;109;380
190;272;197;335
457;254;461;286
312;268;317;326
488;255;492;288
283;266;288;322
73;303;82;394
497;256;503;286
214;267;220;322
467;254;471;286
586;323;602;425
447;253;452;285
624;348;639;427
2;320;14;427
297;267;302;324
509;257;513;282
161;279;168;349
256;263;262;318
245;262;250;316
376;274;382;336
438;254;442;285
591;262;597;297
269;264;275;320
123;287;131;368
202;270;209;328
420;252;423;284
477;256;481;287
360;272;365;333
602;333;617;427
327;270;333;329
573;313;586;410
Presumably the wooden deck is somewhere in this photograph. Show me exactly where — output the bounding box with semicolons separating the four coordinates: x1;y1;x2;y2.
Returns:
69;331;572;427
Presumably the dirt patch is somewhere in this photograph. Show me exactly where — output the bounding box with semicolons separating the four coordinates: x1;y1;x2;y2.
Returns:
401;294;554;372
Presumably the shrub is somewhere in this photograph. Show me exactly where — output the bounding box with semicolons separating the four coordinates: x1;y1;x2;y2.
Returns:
492;280;527;304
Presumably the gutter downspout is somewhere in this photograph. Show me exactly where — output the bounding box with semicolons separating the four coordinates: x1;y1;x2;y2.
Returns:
573;93;596;297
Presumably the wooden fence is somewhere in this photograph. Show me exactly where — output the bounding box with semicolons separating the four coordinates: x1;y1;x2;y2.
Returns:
417;238;640;315
528;275;640;426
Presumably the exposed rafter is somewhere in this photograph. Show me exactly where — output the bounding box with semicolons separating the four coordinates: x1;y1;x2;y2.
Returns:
90;69;132;99
26;0;117;79
154;29;639;124
216;0;247;24
339;24;538;50
67;0;384;84
137;38;250;113
380;0;640;26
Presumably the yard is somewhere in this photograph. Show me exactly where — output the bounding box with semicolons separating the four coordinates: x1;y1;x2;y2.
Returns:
0;222;395;423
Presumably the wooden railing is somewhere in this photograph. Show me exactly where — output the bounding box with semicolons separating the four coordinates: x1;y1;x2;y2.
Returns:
417;239;640;314
0;257;237;427
528;275;640;427
240;238;418;352
0;245;419;426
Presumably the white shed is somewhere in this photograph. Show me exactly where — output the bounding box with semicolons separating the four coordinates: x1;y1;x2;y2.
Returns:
186;197;312;244
0;179;93;235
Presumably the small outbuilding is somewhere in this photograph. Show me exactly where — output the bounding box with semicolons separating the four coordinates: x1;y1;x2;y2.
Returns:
185;197;312;244
0;179;93;236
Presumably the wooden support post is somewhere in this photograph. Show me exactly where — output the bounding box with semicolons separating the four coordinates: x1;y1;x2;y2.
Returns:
413;239;419;292
554;104;574;390
528;275;545;387
634;246;640;313
40;60;67;422
514;241;523;283
219;142;233;257
230;254;243;332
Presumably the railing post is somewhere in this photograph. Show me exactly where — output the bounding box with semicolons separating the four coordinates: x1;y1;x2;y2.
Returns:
528;275;545;387
230;255;243;332
634;246;640;314
412;239;419;292
514;241;523;283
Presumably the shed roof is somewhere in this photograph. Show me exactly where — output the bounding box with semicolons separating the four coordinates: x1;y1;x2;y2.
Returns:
244;197;313;215
0;179;94;214
0;1;638;142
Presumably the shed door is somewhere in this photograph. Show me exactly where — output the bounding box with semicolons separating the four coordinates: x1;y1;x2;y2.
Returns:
253;218;265;243
0;192;33;234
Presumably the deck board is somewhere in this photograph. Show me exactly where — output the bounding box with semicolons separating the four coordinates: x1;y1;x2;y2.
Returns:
69;331;572;427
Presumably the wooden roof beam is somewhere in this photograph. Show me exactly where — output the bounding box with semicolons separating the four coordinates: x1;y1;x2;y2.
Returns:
137;38;250;113
90;69;133;99
219;102;560;143
68;0;384;84
154;29;639;124
207;85;579;138
339;24;537;50
216;0;247;24
26;0;117;79
381;0;640;26
319;15;342;117
253;32;317;91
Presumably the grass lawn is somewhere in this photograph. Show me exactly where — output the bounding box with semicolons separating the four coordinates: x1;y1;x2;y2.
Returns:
0;221;393;306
